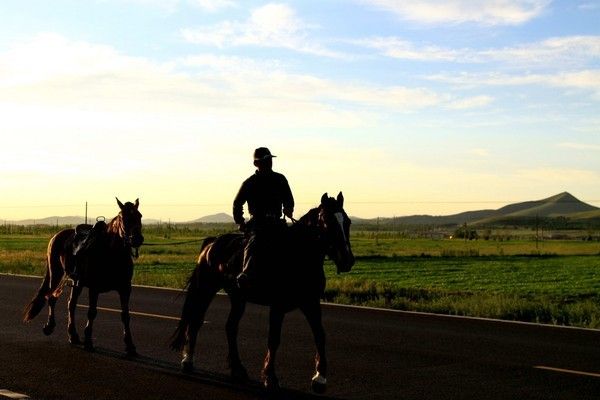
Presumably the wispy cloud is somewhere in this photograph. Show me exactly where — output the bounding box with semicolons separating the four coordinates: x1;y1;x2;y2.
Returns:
558;142;600;151
447;95;494;109
114;0;180;13
578;2;600;10
189;0;236;12
182;3;344;58
2;34;488;129
428;70;600;94
359;0;550;26
351;37;472;62
480;36;600;67
356;35;600;68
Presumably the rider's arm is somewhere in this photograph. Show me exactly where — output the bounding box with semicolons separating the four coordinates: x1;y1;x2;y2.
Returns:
281;176;294;219
233;182;247;225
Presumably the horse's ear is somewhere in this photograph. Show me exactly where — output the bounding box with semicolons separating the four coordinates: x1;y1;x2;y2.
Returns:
321;193;328;204
337;191;344;207
134;198;139;209
116;197;124;210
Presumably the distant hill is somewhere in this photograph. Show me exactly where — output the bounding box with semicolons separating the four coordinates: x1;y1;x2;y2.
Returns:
355;192;599;227
476;192;599;225
4;193;598;228
188;213;234;224
9;216;87;226
7;216;162;226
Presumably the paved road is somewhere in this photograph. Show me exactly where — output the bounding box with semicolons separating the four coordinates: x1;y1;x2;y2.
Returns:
2;274;600;400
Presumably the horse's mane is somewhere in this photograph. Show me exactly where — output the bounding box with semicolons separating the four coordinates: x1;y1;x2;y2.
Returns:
107;214;124;236
298;207;320;226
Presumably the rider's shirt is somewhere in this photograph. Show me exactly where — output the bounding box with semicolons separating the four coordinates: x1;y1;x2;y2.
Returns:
233;170;294;225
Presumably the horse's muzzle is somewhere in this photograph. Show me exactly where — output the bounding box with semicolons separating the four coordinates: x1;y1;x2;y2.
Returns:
130;234;144;248
334;248;355;274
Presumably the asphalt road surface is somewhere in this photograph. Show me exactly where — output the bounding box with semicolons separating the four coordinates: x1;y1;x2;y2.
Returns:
2;274;600;400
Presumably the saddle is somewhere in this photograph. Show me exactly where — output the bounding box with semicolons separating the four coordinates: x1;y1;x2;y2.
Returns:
73;220;107;256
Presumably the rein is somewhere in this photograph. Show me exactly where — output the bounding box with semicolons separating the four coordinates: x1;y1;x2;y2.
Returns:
142;238;207;246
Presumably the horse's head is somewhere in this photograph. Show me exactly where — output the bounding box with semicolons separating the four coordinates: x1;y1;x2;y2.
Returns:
116;198;144;250
318;192;355;273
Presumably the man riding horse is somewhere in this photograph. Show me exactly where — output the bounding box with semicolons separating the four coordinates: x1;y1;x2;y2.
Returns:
233;147;294;290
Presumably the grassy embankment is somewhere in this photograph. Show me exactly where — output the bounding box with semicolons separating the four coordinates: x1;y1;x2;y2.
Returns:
2;226;600;328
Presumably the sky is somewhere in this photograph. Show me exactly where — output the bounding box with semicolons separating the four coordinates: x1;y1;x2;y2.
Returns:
1;0;600;222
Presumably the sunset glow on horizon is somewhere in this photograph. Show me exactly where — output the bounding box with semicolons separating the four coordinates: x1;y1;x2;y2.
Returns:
1;1;599;222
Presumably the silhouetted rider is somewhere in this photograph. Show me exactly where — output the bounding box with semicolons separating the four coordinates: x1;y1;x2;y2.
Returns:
233;147;294;289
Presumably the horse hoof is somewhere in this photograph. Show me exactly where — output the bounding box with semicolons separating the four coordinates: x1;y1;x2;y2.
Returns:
84;342;95;352
42;324;55;336
263;375;280;392
181;361;194;374
230;365;249;382
311;373;327;394
69;336;82;345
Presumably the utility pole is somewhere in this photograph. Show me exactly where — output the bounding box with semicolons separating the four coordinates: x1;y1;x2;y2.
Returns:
85;201;88;225
535;214;539;250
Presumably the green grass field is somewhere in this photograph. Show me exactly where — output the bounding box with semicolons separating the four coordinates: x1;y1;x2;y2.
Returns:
2;229;600;328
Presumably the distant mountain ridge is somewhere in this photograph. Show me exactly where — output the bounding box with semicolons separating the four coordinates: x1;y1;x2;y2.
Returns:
4;193;598;227
360;192;600;226
187;213;234;224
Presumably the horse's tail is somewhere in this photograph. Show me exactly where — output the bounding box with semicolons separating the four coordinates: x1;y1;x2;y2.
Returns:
23;231;68;322
22;263;51;322
170;238;216;351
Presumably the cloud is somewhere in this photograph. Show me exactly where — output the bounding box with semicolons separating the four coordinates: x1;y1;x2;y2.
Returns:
1;33;474;137
558;142;600;151
181;3;345;58
447;95;494;109
356;35;600;69
189;0;236;12
480;36;600;67
114;0;180;13
428;70;600;94
360;0;550;25
578;2;600;10
351;37;471;62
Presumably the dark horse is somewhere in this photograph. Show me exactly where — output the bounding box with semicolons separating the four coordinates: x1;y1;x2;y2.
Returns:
23;198;144;356
170;192;354;393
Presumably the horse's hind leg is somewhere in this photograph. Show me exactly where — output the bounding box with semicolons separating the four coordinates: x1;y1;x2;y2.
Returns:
118;286;137;357
261;307;284;391
226;294;247;381
42;268;64;335
181;286;218;373
43;296;57;336
301;301;328;394
67;285;83;344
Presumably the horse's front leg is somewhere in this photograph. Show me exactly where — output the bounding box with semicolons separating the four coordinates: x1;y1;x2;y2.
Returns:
226;294;247;382
67;284;83;344
262;307;284;391
301;301;328;394
83;289;99;352
118;286;137;357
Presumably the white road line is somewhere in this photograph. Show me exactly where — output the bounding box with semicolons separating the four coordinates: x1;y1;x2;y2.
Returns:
0;389;30;399
534;366;600;378
4;273;600;332
76;304;209;323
